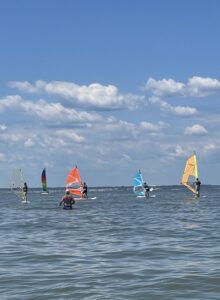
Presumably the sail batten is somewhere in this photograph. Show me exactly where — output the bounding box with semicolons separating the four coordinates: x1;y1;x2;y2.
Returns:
181;153;198;194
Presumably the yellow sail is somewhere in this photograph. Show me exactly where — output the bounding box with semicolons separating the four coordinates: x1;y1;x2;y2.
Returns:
181;153;198;194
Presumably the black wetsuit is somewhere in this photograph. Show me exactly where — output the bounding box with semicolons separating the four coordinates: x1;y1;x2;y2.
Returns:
195;180;201;194
143;183;150;197
82;184;88;197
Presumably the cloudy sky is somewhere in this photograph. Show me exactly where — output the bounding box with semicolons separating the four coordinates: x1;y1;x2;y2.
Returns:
0;0;219;187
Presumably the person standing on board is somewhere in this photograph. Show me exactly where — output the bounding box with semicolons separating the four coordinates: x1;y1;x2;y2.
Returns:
82;182;88;198
59;189;75;209
143;182;150;197
194;178;201;197
22;182;28;202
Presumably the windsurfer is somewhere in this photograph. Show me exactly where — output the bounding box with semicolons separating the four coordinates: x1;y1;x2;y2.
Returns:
143;182;150;197
22;182;28;202
60;189;75;209
194;178;201;197
82;182;88;198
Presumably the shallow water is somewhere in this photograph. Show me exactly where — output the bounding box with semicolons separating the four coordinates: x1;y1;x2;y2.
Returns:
0;186;220;299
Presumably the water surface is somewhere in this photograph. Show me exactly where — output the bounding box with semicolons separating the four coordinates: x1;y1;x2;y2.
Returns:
0;186;220;299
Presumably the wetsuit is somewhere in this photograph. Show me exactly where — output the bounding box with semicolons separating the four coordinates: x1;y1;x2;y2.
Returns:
143;183;150;197
22;183;28;202
195;180;201;196
82;184;88;198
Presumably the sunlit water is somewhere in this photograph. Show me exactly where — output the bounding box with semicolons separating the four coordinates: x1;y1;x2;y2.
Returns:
0;186;220;299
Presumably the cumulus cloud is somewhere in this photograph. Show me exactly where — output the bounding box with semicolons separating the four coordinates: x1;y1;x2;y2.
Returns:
188;76;220;97
184;124;208;135
203;143;216;153
149;96;198;116
0;95;103;124
0;124;7;131
140;121;167;132
55;129;85;143
8;80;144;110
143;77;185;97
143;76;220;98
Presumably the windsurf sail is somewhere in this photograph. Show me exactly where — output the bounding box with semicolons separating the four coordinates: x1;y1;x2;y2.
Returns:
66;165;83;197
133;170;145;196
181;153;199;194
41;168;49;193
10;168;26;202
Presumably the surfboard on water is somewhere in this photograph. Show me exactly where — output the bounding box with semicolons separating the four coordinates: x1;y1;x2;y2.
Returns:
10;168;27;203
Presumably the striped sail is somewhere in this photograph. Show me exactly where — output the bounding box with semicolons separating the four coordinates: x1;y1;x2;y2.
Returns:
41;168;49;193
66;165;83;197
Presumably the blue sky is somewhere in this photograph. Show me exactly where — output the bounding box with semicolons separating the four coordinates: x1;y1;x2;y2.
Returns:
0;0;220;187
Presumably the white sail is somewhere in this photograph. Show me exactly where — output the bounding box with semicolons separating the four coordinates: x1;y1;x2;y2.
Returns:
10;168;26;202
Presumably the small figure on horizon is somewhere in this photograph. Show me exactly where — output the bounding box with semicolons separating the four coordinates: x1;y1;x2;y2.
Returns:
143;182;150;198
194;177;201;197
22;182;28;202
59;189;75;209
82;182;88;199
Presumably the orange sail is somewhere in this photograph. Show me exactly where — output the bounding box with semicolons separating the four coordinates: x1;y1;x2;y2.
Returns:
66;166;83;197
181;153;198;194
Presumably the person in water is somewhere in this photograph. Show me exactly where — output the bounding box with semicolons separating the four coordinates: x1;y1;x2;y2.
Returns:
143;182;150;197
82;182;88;198
59;189;75;209
194;177;201;197
22;182;28;202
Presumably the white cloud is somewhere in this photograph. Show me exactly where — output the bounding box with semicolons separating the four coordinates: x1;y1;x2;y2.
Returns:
55;129;85;143
203;143;216;153
121;154;132;162
8;80;144;110
0;124;7;131
0;95;103;124
149;96;198;116
143;77;185;96
187;76;220;97
140;121;167;132
24;138;35;147
184;124;208;135
143;76;220;98
174;145;187;157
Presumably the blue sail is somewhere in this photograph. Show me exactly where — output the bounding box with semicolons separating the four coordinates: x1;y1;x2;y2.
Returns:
133;170;145;196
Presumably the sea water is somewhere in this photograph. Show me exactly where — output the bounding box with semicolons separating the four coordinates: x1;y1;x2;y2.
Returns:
0;186;220;300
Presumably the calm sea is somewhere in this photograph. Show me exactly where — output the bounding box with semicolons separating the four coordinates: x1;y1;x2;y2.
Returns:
0;186;220;300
